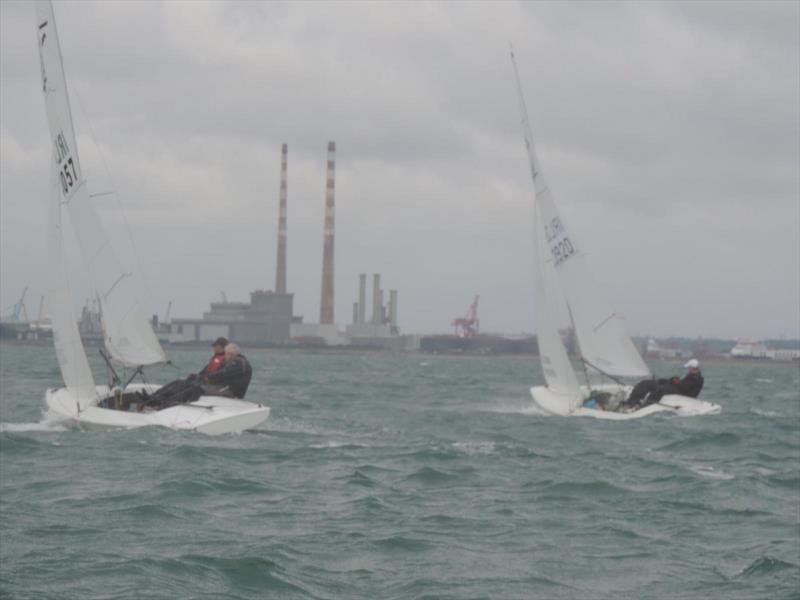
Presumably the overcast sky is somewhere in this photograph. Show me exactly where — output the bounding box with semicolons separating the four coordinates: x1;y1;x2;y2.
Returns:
1;0;798;340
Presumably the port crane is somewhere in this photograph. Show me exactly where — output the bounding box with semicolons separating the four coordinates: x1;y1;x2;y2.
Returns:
1;286;29;323
452;295;480;338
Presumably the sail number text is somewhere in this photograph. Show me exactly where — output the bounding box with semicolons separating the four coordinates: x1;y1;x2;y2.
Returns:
551;237;575;266
543;216;576;266
54;131;79;196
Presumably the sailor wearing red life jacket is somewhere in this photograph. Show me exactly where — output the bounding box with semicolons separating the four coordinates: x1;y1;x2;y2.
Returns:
199;337;228;377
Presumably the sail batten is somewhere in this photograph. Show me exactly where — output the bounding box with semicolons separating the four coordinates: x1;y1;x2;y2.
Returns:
36;0;166;369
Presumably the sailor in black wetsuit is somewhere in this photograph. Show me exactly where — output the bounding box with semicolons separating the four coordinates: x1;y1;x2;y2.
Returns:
203;343;253;399
624;359;704;409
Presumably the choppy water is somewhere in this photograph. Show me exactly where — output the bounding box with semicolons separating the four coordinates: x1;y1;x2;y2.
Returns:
1;343;798;599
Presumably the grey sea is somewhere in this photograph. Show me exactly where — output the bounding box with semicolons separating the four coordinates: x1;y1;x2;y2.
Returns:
0;343;798;600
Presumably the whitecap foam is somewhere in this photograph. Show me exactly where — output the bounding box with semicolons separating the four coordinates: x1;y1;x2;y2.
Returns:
688;464;735;480
0;421;69;433
751;408;781;418
309;441;367;449
483;398;550;416
452;441;496;455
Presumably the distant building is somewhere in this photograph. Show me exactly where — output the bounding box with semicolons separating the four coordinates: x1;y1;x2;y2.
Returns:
645;338;685;359
290;323;349;347
729;339;800;361
768;348;800;361
169;291;293;345
730;339;769;359
76;301;103;341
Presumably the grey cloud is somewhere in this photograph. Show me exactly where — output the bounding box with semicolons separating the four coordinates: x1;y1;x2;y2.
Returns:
1;0;797;339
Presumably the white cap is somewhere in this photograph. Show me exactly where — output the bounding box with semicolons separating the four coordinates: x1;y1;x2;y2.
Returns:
684;359;699;369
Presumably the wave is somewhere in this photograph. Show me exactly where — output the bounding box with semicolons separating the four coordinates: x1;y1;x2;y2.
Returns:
765;474;800;490
659;499;773;518
656;432;742;451
403;466;460;485
539;480;629;498
482;398;551;416
687;464;735;480
0;420;69;433
751;408;782;418
452;440;496;455
308;441;368;450
373;535;434;553
343;469;379;488
150;554;315;597
735;556;799;579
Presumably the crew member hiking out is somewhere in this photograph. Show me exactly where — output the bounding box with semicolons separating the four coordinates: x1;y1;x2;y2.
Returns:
198;337;228;377
623;359;704;410
203;343;253;399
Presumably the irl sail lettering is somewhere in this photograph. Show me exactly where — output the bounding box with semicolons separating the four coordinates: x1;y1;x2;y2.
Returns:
543;217;576;266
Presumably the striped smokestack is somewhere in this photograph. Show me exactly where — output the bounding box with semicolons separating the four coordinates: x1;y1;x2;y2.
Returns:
319;141;336;324
275;143;288;294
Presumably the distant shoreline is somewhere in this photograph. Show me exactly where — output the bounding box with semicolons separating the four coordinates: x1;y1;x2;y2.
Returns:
1;338;798;367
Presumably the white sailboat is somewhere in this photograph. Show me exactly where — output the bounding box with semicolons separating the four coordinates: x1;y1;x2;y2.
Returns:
35;0;269;434
510;51;720;420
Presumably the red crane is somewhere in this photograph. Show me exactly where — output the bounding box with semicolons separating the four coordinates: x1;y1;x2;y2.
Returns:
452;295;480;338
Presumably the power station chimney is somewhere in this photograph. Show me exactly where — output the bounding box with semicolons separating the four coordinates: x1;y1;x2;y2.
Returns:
275;143;288;294
319;141;336;324
352;302;358;325
358;273;366;324
372;273;381;325
389;290;398;329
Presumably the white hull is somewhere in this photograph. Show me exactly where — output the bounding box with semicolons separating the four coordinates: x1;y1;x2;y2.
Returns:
530;384;722;420
46;384;270;435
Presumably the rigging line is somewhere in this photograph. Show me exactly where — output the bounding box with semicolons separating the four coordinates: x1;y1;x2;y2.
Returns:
593;313;616;333
123;366;144;388
102;272;132;300
69;80;159;319
580;357;626;386
99;348;121;386
566;302;592;388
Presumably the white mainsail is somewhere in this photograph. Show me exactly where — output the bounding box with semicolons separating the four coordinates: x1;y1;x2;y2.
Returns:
511;50;650;384
36;0;166;368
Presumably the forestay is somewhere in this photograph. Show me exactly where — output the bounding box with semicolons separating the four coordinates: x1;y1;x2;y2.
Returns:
510;50;649;381
36;0;166;368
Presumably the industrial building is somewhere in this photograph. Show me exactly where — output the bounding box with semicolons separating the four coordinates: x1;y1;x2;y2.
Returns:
168;144;294;345
169;290;293;345
345;273;399;348
164;141;416;350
